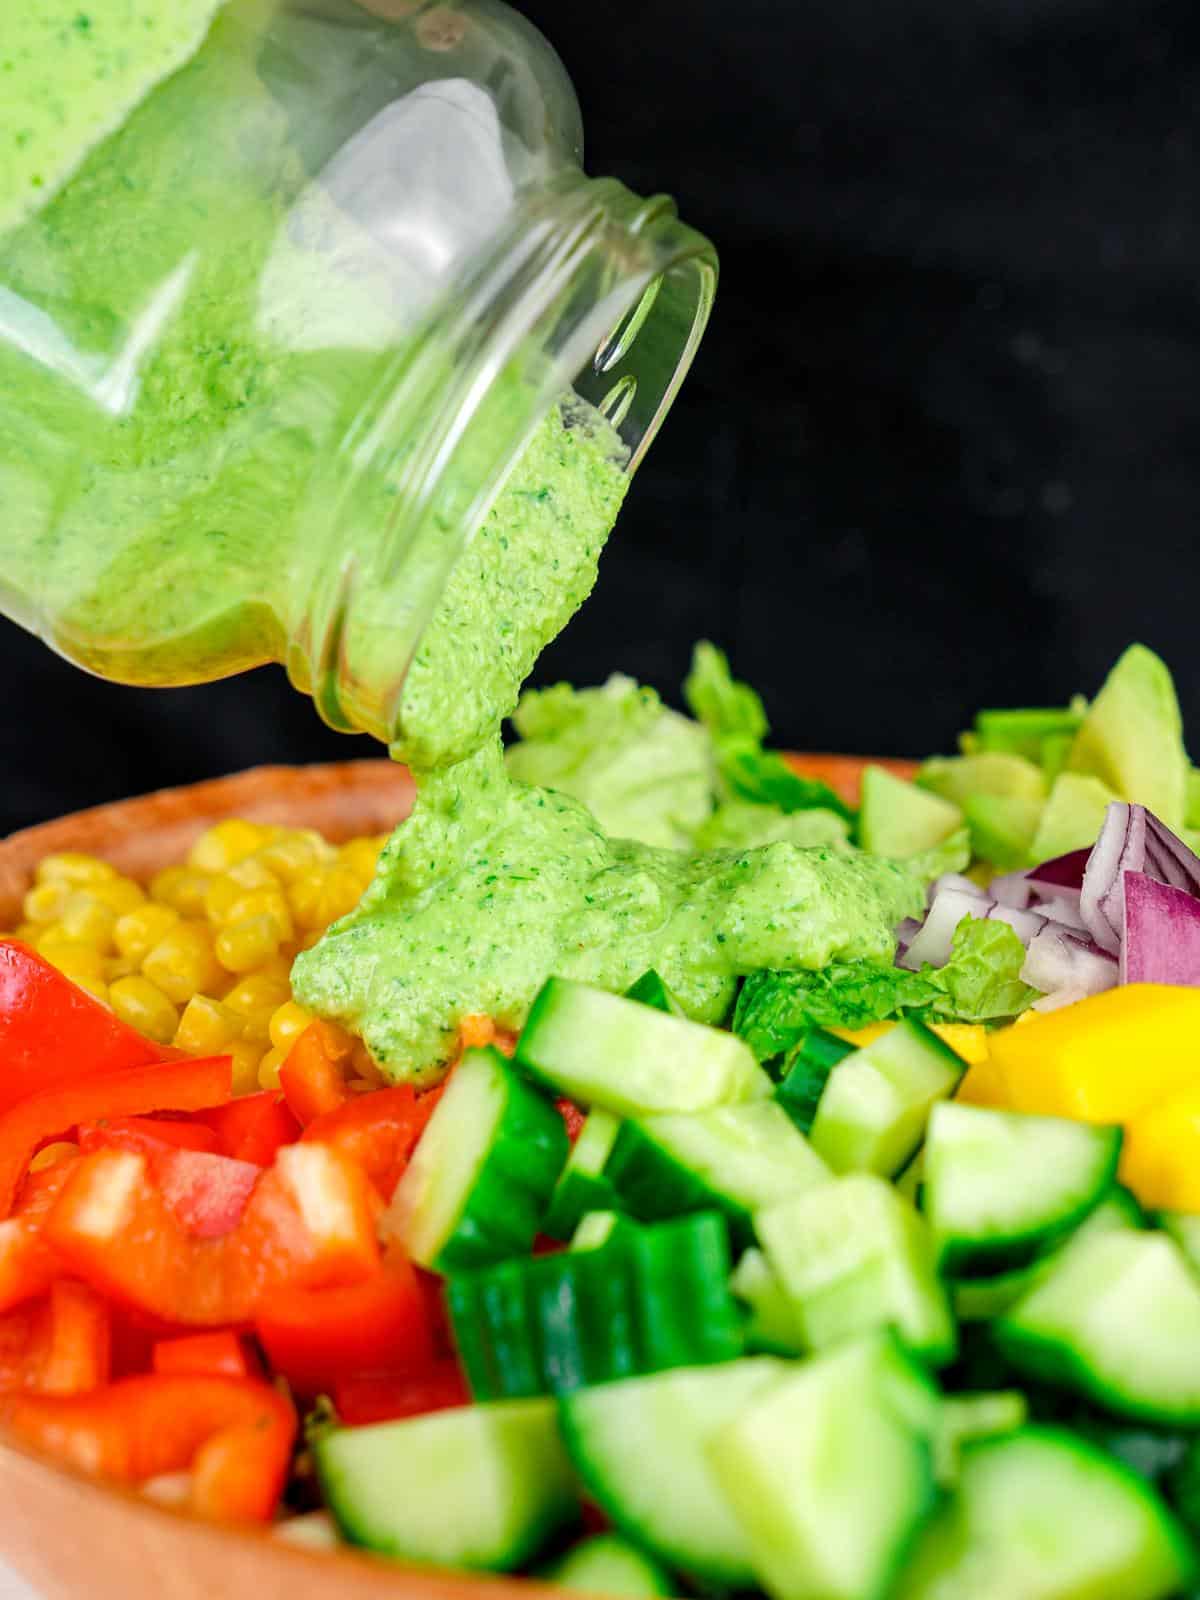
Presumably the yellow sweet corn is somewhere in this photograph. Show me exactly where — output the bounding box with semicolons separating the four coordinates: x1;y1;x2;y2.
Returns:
108;974;180;1045
113;903;180;965
35;852;117;888
21;823;385;1097
1121;1088;1200;1210
187;819;273;875
269;1000;314;1052
142;921;224;1005
987;984;1200;1122
149;866;213;918
174;994;242;1056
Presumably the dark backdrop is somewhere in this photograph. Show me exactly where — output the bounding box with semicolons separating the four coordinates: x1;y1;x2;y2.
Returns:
5;0;1200;831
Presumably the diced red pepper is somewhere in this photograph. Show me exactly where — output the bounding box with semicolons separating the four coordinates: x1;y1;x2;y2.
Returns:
78;1116;220;1158
0;1280;110;1396
0;1160;79;1314
415;1267;453;1357
0;941;167;1117
152;1330;261;1381
197;1093;300;1166
301;1084;443;1201
556;1097;587;1144
256;1252;432;1396
3;1374;296;1521
278;1022;353;1126
0;1054;234;1218
153;1149;261;1239
46;1143;380;1327
332;1358;469;1426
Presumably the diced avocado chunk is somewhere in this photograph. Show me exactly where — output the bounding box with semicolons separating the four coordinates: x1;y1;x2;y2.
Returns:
971;705;1085;764
918;752;1047;809
1067;644;1187;829
963;793;1043;870
1027;772;1117;863
858;766;964;860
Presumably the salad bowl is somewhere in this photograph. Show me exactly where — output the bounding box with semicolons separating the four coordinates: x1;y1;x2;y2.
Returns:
0;751;910;1600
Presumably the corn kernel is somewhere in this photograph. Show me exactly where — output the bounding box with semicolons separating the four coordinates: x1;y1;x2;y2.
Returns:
215;915;282;974
338;836;386;882
188;820;270;875
149;866;212;918
228;1038;264;1097
22;881;71;924
14;922;39;942
72;975;110;1005
114;903;180;964
268;999;313;1051
38;937;107;985
104;955;140;982
257;1045;287;1091
289;865;363;933
256;830;333;884
88;878;146;917
203;874;247;926
142;921;224;1004
175;994;241;1056
108;975;180;1044
59;891;118;950
35;853;117;888
29;1142;79;1173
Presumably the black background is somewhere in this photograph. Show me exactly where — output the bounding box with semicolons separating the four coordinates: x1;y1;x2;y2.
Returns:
5;0;1200;831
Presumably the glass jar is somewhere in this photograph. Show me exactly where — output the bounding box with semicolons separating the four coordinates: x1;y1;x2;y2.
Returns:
0;0;716;745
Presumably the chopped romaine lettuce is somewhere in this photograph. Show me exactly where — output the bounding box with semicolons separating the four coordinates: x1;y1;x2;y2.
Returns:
734;915;1036;1062
506;675;713;849
684;643;854;822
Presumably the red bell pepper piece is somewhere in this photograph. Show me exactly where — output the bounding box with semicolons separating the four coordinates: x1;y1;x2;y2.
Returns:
332;1358;469;1426
197;1093;300;1166
153;1149;261;1238
3;1374;296;1521
0;1280;110;1396
556;1097;586;1144
153;1330;261;1381
256;1252;432;1395
78;1116;220;1157
278;1022;353;1126
0;1159;80;1314
46;1143;380;1326
0;1053;233;1218
0;941;167;1117
301;1084;443;1201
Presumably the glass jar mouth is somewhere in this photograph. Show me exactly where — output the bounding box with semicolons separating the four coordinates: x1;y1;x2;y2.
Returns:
292;172;717;747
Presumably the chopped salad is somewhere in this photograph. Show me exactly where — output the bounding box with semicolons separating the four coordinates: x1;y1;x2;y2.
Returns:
3;641;1200;1599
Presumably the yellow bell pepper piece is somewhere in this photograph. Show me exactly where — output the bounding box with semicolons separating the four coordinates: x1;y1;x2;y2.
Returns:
988;984;1200;1122
831;1023;894;1048
955;1055;1008;1108
1121;1087;1200;1211
832;1020;989;1066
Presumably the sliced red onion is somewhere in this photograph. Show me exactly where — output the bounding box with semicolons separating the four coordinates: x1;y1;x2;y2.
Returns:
898;886;987;970
1081;804;1200;955
1020;922;1117;1001
989;869;1033;910
1031;986;1094;1013
928;872;989;906
1034;894;1088;932
987;902;1051;944
1026;848;1090;894
895;916;923;955
1120;871;1200;986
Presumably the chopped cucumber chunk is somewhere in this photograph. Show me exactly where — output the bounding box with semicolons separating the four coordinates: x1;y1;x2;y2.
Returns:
313;1398;577;1570
386;1045;567;1270
517;978;771;1116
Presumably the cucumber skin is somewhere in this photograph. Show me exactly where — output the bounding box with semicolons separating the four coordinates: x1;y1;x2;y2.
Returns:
447;1212;744;1401
434;1051;569;1272
776;1029;855;1134
603;1119;755;1247
542;1168;622;1243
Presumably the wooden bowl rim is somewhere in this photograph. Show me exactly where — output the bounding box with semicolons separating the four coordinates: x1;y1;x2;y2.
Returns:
0;751;915;1600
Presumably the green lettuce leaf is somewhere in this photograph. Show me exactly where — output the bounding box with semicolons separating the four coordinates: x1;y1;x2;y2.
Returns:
684;643;854;822
927;916;1038;1022
733;915;1037;1062
505;675;713;849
